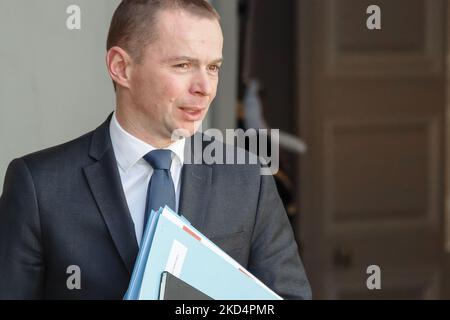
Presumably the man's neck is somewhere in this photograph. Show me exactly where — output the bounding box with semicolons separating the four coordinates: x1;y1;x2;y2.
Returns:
115;109;174;148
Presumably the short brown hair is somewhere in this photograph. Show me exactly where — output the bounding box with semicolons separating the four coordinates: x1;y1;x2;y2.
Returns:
107;0;220;63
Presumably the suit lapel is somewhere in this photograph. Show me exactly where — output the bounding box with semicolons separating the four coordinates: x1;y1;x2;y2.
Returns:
178;164;212;231
178;134;212;231
83;116;138;275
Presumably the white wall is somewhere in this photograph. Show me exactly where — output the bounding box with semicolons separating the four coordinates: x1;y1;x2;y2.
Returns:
0;0;237;193
0;0;121;191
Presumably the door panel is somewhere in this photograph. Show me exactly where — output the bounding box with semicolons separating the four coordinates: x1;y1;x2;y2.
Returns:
297;0;446;299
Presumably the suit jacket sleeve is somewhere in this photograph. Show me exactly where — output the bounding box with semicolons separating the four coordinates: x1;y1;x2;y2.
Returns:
248;171;312;300
0;158;45;299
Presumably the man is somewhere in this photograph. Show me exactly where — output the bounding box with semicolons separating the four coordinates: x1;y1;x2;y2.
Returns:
0;0;311;299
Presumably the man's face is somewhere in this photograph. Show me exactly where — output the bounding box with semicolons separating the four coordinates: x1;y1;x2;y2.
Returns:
127;9;223;141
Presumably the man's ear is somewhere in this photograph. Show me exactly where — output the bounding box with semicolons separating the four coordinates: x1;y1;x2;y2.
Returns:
106;46;133;90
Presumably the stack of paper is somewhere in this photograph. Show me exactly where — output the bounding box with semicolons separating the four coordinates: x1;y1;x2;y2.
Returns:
124;206;282;300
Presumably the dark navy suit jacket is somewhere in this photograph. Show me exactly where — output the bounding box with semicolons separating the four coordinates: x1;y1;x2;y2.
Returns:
0;116;311;299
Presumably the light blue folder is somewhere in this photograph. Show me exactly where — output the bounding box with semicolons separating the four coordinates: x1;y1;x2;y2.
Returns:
124;208;161;300
128;206;282;300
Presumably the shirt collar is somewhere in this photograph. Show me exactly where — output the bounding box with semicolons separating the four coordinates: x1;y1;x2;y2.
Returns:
109;111;185;172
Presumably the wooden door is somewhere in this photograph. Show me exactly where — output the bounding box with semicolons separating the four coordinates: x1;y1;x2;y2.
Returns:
296;0;446;299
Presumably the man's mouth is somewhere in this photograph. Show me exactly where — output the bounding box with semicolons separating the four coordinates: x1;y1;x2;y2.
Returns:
179;106;205;121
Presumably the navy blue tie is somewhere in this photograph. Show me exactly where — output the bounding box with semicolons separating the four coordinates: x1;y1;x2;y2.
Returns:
143;149;176;227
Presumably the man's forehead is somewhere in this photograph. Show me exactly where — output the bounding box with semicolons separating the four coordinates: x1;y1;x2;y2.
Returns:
150;11;223;62
156;8;222;38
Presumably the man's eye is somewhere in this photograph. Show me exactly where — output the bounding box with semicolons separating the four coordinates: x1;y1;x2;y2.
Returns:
208;65;221;73
175;63;190;69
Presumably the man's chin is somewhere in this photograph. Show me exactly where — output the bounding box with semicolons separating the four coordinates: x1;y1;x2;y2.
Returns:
170;122;203;141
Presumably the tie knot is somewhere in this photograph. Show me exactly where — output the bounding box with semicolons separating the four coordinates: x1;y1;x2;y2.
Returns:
143;149;172;170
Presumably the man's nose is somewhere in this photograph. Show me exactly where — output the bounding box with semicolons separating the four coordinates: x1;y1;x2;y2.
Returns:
190;70;214;97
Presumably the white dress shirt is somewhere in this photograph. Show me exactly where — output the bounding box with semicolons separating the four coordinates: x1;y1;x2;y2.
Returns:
109;112;185;245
